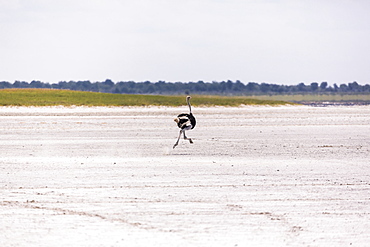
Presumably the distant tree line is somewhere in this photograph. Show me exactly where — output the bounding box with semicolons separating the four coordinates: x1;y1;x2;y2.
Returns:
0;80;369;95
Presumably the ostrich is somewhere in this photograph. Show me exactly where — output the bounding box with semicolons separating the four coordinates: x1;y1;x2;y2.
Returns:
173;96;196;149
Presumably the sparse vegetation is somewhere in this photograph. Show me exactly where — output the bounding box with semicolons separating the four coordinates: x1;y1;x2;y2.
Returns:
248;94;370;105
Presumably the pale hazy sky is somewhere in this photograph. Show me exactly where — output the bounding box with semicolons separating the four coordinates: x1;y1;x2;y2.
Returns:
1;0;370;85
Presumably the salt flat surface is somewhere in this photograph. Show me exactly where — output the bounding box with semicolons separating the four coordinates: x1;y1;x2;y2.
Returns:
1;105;369;247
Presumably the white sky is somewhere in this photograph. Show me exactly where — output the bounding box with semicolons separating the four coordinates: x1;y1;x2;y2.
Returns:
1;0;370;85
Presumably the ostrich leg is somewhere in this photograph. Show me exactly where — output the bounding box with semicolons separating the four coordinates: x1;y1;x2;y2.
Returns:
183;130;193;144
173;129;183;149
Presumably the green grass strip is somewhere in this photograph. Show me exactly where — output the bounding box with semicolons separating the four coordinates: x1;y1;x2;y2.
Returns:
0;89;291;106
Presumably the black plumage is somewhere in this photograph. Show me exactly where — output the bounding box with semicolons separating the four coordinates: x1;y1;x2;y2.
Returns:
173;96;196;148
175;113;196;130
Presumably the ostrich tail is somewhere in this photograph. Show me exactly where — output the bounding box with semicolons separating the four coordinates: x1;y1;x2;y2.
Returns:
174;117;180;123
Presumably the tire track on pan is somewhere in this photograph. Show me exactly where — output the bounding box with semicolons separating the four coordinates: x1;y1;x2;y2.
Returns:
0;201;144;228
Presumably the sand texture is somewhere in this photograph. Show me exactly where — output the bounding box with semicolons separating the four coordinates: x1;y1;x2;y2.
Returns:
1;105;370;246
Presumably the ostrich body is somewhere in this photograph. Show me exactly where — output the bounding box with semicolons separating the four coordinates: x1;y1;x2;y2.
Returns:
173;96;196;149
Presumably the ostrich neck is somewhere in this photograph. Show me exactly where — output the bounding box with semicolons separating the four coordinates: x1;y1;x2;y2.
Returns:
187;99;192;114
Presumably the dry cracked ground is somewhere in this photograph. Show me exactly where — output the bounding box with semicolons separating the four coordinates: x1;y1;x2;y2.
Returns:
1;105;369;246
